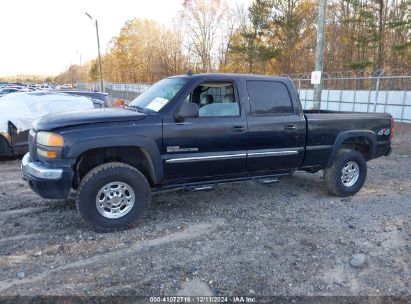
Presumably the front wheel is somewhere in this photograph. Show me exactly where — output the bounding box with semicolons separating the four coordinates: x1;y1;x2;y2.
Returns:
324;149;367;197
76;162;151;232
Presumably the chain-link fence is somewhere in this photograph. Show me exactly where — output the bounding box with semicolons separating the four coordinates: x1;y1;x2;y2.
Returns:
77;82;151;101
77;72;411;123
292;74;411;123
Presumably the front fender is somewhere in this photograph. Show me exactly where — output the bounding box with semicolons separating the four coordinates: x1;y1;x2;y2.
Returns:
61;124;163;182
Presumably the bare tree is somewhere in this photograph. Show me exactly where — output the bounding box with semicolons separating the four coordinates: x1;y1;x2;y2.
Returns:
217;2;243;68
181;0;226;72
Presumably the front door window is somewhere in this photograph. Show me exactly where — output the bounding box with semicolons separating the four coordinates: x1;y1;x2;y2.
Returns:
184;82;240;117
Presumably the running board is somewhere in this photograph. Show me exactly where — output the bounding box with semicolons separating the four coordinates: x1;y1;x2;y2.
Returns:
253;177;279;184
184;185;215;191
154;172;291;193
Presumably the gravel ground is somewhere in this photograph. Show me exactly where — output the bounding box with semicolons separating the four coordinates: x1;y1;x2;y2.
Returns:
0;124;410;300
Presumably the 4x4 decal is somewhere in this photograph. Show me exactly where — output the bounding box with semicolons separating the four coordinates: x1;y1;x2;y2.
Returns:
378;128;390;136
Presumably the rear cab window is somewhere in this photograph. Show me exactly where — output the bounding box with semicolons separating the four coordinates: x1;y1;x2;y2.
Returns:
246;80;293;115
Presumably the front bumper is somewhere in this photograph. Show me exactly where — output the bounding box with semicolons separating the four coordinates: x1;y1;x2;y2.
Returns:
21;153;73;199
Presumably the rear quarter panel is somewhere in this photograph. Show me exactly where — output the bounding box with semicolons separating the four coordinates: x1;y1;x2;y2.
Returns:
302;111;392;168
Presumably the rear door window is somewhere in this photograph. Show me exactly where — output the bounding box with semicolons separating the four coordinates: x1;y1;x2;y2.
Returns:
247;81;293;115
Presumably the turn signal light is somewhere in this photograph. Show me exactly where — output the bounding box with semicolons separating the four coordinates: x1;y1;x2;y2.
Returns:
37;149;58;159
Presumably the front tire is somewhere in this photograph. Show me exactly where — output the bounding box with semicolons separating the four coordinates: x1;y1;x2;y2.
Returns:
76;162;151;232
324;149;367;197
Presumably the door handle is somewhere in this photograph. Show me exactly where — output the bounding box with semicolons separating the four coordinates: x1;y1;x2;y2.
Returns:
232;125;246;133
284;124;297;131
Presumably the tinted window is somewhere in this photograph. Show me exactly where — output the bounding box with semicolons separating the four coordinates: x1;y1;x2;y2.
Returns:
247;81;293;115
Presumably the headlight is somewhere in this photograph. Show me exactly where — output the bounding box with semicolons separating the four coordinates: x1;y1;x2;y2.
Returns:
36;132;64;147
36;132;64;158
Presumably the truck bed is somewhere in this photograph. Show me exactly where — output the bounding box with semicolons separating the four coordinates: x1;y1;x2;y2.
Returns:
301;110;392;169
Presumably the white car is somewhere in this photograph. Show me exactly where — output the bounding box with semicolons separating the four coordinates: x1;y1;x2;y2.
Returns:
0;91;104;156
60;84;73;90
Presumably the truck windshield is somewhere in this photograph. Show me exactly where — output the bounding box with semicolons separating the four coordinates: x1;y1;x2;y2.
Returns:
128;78;187;112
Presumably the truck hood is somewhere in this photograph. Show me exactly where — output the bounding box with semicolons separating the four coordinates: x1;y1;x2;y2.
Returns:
33;108;146;131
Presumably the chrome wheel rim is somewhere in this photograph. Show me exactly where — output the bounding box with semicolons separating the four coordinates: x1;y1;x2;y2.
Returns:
341;161;360;187
96;182;135;219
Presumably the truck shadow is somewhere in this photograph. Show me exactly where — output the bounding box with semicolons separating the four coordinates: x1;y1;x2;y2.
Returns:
1;172;328;241
147;172;327;218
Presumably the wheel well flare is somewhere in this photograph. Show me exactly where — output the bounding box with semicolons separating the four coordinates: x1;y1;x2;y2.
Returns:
74;147;154;188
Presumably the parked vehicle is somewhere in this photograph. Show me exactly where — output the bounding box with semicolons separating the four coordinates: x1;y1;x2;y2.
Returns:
22;73;393;231
60;84;73;90
28;87;41;92
0;91;105;157
58;91;112;107
0;87;28;97
38;84;52;90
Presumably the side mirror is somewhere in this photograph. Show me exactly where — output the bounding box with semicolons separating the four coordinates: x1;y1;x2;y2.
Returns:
175;102;199;121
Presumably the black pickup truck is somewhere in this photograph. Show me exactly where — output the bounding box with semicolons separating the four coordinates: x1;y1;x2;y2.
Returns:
22;73;393;231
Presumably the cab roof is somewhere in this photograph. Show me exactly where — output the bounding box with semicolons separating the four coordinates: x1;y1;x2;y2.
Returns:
168;73;290;82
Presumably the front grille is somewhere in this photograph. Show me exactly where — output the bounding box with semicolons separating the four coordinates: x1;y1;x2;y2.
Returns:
28;129;37;160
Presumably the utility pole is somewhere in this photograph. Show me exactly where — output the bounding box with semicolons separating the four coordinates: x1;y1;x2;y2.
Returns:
85;12;104;93
76;50;82;66
95;20;104;93
313;0;327;110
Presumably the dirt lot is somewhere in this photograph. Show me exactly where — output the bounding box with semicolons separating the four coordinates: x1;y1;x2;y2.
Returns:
0;124;410;299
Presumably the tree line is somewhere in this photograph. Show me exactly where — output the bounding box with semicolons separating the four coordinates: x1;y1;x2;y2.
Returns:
56;0;410;84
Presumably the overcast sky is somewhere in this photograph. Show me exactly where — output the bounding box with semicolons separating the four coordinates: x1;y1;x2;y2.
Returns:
1;0;249;77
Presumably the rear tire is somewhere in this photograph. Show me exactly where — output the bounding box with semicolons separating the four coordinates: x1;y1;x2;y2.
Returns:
76;162;151;232
324;149;367;197
0;136;11;157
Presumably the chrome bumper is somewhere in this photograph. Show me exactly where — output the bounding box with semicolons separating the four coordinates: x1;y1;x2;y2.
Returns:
21;153;63;180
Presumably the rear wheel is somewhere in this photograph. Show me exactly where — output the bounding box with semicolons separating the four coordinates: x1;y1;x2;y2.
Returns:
324;149;367;197
76;162;151;232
